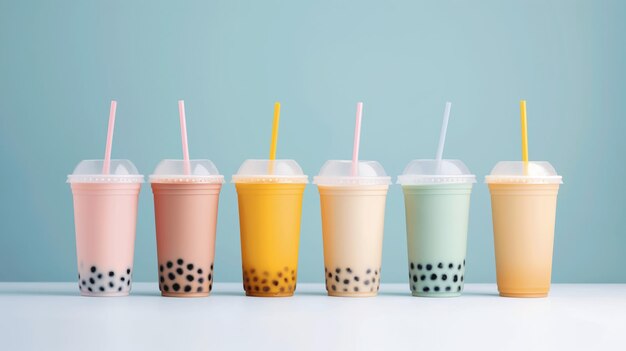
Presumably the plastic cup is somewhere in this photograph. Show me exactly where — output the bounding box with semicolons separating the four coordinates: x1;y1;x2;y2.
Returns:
397;160;475;297
233;159;307;297
68;160;143;296
313;160;390;297
150;160;224;297
486;161;562;297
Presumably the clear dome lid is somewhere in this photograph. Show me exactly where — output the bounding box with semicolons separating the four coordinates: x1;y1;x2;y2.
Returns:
150;159;224;184
397;159;476;185
67;159;144;183
232;159;308;183
313;160;391;186
485;161;563;184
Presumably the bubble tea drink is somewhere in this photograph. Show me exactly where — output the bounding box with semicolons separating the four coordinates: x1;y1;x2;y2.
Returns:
486;162;562;297
398;160;475;297
314;160;390;297
151;160;223;297
68;159;143;296
233;159;307;297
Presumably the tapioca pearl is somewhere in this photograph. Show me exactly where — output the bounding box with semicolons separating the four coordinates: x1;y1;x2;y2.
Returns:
168;273;175;280
262;271;269;277
366;268;371;274
354;276;360;282
334;275;339;283
211;263;214;271
177;259;183;265
262;286;270;293
108;282;114;288
250;268;256;274
446;286;451;291
184;285;192;293
185;275;194;282
90;266;96;273
423;287;430;292
412;285;416;291
120;276;125;282
327;272;332;278
166;261;173;269
448;263;454;269
163;284;169;292
209;283;213;291
160;265;164;272
441;274;448;281
375;270;378;275
463;259;466;266
176;268;184;275
372;277;376;284
430;274;437;280
370;287;374;292
331;285;337;291
343;288;348;292
126;279;130;286
434;286;440;292
97;273;102;279
118;287;122;292
253;276;258;282
160;276;164;283
99;286;105;292
284;277;289;283
280;287;285;293
197;268;203;275
253;286;259;292
438;263;444;269
108;271;114;277
343;279;349;285
172;283;180;291
461;275;464;282
197;287;203;293
346;267;352;273
291;276;295;281
453;275;458;282
354;286;359;292
420;275;426;281
278;271;283;278
457;264;461;270
198;277;204;284
81;280;86;286
89;277;95;284
457;286;461;292
187;263;194;271
88;287;93;292
127;268;131;274
426;264;432;271
272;280;279;286
410;262;415;270
412;275;418;283
335;268;341;274
417;264;423;270
364;280;370;286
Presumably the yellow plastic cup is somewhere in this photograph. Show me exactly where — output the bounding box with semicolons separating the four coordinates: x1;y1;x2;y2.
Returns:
233;159;308;297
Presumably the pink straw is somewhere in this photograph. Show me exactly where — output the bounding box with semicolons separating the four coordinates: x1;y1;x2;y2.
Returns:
351;102;363;176
102;100;117;174
178;100;191;175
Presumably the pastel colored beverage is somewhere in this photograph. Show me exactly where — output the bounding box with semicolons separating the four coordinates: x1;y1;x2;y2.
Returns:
233;159;307;297
398;159;475;297
68;159;143;296
486;161;562;297
314;160;391;297
150;159;224;297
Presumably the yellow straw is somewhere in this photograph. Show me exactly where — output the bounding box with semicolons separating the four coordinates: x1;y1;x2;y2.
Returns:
269;102;280;160
520;100;529;175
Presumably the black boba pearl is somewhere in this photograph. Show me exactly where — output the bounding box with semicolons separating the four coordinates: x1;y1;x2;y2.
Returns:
173;283;180;291
168;273;175;280
464;259;466;266
328;272;332;278
187;263;194;271
160;265;164;272
364;280;370;285
176;268;183;275
81;280;86;285
197;287;203;292
253;277;258;282
99;286;105;292
417;264;423;270
90;266;96;273
412;285;416;291
412;275;418;282
108;271;114;277
198;278;204;284
186;275;194;282
461;275;464;282
197;268;203;274
343;288;347;292
354;287;359;292
346;267;352;273
126;279;130;285
438;263;443;269
211;264;214;270
88;287;92;292
423;287;430;292
449;263;454;269
375;270;378;275
262;286;270;292
166;261;173;269
160;276;164;283
343;279;349;285
458;286;461;291
109;282;114;288
89;278;95;284
372;277;376;283
184;285;192;292
430;274;437;280
332;285;336;291
426;264;432;271
118;287;122;292
272;280;279;286
434;286;440;292
458;264;462;270
446;286;451;291
127;268;131;274
208;274;212;281
410;263;415;270
442;274;448;281
335;275;339;282
354;276;360;282
97;274;102;279
209;283;213;291
120;276;125;282
163;285;169;292
335;268;341;274
420;275;426;281
177;259;183;265
453;275;458;282
366;269;372;274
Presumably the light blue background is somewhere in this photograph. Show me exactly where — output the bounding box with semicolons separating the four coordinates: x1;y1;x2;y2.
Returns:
1;0;624;283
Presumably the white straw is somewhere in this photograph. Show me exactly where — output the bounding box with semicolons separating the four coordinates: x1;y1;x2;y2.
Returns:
435;102;452;173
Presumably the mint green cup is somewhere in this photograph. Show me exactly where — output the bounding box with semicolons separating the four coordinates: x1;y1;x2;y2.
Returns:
398;160;475;297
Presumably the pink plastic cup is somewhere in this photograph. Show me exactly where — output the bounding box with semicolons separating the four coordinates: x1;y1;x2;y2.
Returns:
68;159;144;296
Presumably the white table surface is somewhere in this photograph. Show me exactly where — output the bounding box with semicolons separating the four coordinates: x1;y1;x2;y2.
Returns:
0;283;624;351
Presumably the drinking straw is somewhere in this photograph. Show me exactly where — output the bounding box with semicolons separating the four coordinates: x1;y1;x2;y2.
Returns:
435;102;452;174
269;102;281;160
520;100;528;175
351;102;363;176
178;100;191;175
102;100;117;175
